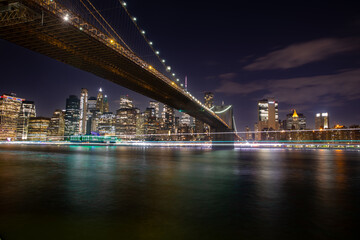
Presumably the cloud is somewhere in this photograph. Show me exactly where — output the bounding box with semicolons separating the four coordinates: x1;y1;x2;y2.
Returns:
205;72;237;81
215;68;360;107
243;38;359;70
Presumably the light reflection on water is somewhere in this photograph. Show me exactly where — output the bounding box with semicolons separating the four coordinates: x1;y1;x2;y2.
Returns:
0;145;359;240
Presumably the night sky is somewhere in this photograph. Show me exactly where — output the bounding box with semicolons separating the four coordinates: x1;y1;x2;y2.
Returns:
1;0;359;129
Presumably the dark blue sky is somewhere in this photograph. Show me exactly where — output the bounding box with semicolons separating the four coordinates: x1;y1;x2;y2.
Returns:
1;0;359;129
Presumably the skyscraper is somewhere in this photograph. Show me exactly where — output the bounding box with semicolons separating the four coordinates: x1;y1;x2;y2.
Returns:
98;112;116;136
315;112;329;129
64;95;80;136
104;94;109;113
28;117;50;141
162;104;174;131
286;109;306;130
204;92;214;108
0;93;24;140
119;95;134;109
96;88;104;113
16;100;36;140
256;98;279;129
86;96;98;134
255;98;280;140
180;113;191;126
149;101;160;118
48;109;65;140
79;88;88;135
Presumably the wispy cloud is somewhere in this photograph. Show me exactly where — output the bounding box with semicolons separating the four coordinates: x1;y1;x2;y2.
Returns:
205;72;237;81
243;38;359;70
215;68;360;107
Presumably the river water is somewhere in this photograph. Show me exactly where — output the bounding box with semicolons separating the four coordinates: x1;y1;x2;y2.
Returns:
0;145;359;240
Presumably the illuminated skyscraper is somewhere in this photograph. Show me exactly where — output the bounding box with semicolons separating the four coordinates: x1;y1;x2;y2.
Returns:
119;95;134;109
86;96;98;134
48;109;65;140
144;107;158;138
162;104;174;131
315;112;329;129
180;113;191;126
104;94;109;113
16;100;36;140
116;108;137;139
286;109;306;130
98;112;116;136
255;98;280;140
79;88;88;135
204;92;214;108
28;117;50;141
64;95;80;136
149;101;160;118
0;93;24;140
96;88;104;113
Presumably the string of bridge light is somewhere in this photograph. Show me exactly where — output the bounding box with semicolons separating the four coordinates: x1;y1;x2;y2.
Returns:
118;1;180;83
117;1;220;116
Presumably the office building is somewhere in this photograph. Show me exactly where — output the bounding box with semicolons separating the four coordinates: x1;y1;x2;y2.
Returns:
119;95;134;109
204;92;214;108
96;88;105;113
255;98;280;140
64;95;80;136
286;109;306;130
149;101;160;118
98;112;116;136
86;96;98;135
315;112;329;129
16;100;36;140
162;104;174;131
48;109;65;140
79;88;88;135
28;117;50;141
116;108;137;139
180;113;191;126
0;93;24;140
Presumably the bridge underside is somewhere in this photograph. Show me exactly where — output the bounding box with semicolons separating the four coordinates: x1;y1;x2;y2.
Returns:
0;0;231;131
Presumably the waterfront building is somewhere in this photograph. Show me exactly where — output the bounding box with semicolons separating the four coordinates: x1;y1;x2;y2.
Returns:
16;100;36;140
98;112;116;136
0;93;24;140
315;112;329;129
28;117;50;141
64;95;80;136
116;107;137;140
79;88;88;135
286;109;306;130
149;101;160;118
255;98;280;140
48;109;65;141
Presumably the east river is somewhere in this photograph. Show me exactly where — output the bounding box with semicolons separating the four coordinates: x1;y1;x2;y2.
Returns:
0;145;359;240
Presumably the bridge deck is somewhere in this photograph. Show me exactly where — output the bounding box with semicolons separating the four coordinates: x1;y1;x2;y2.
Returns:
0;0;231;131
